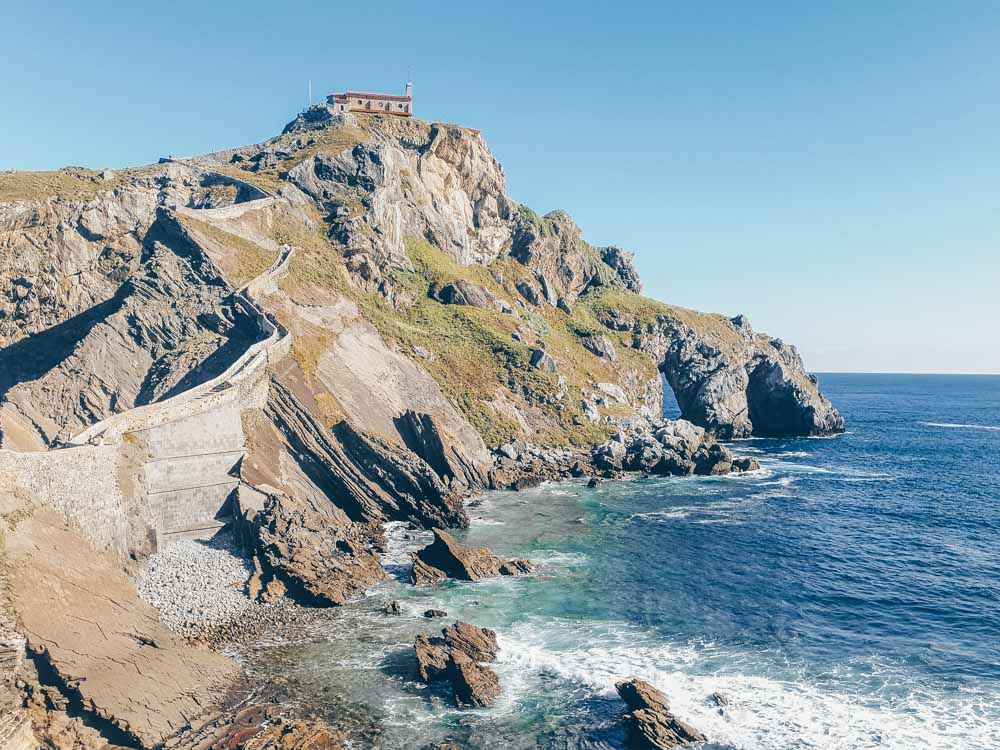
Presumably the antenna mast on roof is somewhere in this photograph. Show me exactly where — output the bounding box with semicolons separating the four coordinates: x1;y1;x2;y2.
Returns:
308;80;313;108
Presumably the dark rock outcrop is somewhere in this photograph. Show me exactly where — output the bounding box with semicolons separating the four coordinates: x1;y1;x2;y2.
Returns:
414;634;453;683
616;678;706;749
413;622;501;708
441;621;499;662
410;529;534;585
253;493;387;606
600;246;643;293
511;209;641;305
449;651;501;708
394;410;491;490
489;442;593;490
529;348;557;372
429;280;508;312
581;333;618;361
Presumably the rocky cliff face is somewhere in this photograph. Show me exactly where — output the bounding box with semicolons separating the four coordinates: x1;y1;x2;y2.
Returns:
0;106;845;750
0;109;841;452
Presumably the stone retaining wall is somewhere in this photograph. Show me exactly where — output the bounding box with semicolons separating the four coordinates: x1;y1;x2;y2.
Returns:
0;444;128;552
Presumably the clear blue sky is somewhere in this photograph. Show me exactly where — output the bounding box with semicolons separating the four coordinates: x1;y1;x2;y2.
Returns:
3;1;998;374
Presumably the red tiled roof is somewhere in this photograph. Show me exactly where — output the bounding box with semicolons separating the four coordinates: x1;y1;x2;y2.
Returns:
343;91;411;102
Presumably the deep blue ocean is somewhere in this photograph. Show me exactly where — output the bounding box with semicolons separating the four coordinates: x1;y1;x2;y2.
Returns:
245;374;1000;749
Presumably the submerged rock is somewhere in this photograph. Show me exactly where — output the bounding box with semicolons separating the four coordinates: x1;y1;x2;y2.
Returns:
616;678;706;749
410;528;534;585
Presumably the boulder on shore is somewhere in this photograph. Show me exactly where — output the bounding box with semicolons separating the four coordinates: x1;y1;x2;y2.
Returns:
616;678;706;749
411;528;534;585
413;621;501;708
254;494;387;606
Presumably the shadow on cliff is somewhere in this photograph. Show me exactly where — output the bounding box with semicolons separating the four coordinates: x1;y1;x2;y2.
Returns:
136;316;258;405
0;287;131;401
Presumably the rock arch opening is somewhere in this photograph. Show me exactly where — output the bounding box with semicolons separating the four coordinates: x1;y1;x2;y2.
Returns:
660;371;682;420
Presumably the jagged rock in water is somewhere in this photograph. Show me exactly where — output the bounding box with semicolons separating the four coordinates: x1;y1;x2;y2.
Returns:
441;621;499;662
413;621;501;708
449;650;501;708
414;634;452;682
410;529;534;585
253;493;387;606
424;608;447;618
616;678;706;749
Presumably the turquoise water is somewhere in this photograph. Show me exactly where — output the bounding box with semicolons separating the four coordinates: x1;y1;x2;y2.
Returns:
244;374;1000;749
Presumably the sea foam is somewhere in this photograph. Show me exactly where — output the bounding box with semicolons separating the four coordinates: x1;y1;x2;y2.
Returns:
494;620;1000;750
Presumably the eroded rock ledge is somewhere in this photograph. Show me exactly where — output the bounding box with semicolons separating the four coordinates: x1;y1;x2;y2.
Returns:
410;528;534;585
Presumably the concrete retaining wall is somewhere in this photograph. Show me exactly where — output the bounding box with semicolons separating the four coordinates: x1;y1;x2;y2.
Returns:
138;404;246;548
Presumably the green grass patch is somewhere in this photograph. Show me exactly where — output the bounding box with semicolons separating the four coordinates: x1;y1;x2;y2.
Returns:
0;167;121;202
179;216;278;288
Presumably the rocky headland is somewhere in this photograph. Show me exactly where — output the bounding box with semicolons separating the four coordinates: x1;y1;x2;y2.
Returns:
0;104;842;748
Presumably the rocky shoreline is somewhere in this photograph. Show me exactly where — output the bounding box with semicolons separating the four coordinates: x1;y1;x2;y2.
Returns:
123;442;755;748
